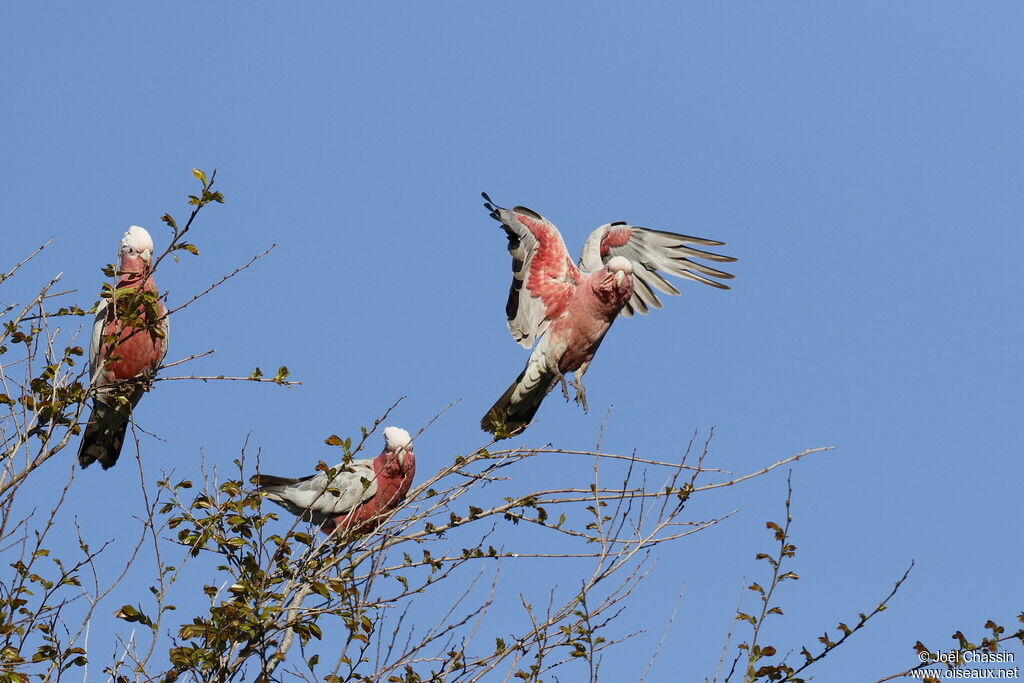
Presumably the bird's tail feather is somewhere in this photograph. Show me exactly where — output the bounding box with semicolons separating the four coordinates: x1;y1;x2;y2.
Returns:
77;402;131;470
481;364;557;438
252;474;303;489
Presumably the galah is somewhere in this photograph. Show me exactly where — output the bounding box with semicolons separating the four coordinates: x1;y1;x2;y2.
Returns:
254;427;416;535
78;226;168;470
480;194;736;437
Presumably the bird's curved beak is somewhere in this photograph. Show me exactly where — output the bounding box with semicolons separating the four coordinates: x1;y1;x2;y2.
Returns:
614;270;625;286
120;246;153;264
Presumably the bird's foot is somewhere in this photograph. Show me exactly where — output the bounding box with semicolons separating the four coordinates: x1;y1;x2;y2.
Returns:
558;371;570;401
571;375;588;412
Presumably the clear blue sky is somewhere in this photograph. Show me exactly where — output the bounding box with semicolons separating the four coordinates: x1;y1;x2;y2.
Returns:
3;3;1023;681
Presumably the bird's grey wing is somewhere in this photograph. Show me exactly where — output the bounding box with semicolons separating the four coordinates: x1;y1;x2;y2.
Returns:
262;459;379;517
88;300;109;387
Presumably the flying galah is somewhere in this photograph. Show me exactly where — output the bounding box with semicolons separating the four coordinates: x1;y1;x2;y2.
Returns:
480;194;736;437
254;427;416;535
78;226;168;469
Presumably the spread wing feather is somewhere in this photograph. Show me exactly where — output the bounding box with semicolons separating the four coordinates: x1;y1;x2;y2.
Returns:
578;223;736;318
483;193;580;348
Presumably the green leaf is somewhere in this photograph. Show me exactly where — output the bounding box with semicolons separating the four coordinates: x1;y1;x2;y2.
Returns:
192;168;207;186
113;604;152;626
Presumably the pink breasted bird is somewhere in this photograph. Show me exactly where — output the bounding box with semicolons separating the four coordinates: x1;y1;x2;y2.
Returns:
480;194;736;437
78;226;168;469
254;427;416;535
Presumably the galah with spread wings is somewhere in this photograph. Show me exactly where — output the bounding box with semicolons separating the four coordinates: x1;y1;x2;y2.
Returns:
480;194;736;437
78;226;168;469
254;427;416;535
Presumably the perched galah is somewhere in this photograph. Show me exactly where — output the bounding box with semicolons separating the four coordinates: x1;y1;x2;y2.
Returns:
78;226;168;469
480;194;736;437
254;427;416;535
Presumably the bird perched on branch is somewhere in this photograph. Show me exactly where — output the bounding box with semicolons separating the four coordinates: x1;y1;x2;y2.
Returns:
78;226;168;469
254;427;416;535
479;194;736;438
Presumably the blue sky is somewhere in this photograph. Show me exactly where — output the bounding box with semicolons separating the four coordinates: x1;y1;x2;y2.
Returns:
3;3;1023;681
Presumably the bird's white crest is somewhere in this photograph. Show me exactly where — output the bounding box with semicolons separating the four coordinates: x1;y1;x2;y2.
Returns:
383;426;412;452
121;226;154;259
607;255;633;274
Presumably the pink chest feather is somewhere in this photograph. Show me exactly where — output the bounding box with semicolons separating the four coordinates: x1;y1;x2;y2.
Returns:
549;271;633;373
100;280;166;381
331;452;416;534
